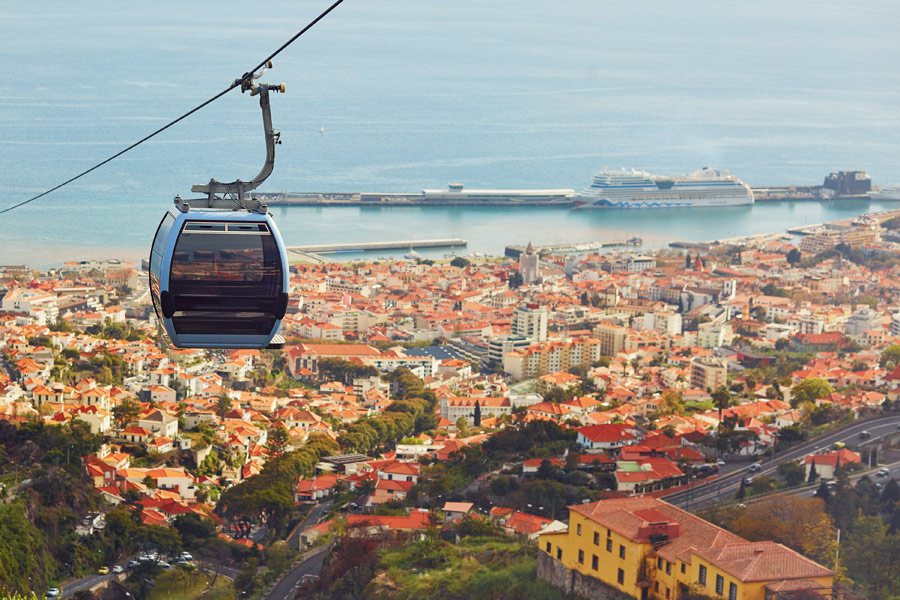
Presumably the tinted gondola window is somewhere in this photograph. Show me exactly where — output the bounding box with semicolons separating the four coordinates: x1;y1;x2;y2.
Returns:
168;221;283;335
170;222;281;291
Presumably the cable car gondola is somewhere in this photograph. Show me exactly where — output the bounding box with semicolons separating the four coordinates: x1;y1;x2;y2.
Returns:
149;65;289;349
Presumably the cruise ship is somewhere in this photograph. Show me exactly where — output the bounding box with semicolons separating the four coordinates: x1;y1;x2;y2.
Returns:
574;167;754;209
869;186;900;201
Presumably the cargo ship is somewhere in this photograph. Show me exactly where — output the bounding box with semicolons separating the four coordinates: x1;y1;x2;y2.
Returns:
573;167;754;209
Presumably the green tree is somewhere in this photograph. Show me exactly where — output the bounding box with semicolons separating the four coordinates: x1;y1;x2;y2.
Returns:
807;462;818;484
790;378;834;407
843;514;900;597
112;398;141;428
735;479;747;500
216;394;232;419
450;257;470;268
777;461;806;487
880;344;900;370
786;248;802;265
266;426;289;459
233;557;260;596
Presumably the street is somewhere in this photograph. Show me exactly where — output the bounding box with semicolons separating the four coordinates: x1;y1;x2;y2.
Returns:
265;548;328;600
664;414;900;510
60;568;117;599
286;500;333;549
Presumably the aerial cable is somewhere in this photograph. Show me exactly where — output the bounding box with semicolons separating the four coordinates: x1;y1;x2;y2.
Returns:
0;0;345;216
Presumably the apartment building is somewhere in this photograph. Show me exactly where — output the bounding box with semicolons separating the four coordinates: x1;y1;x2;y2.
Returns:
512;303;548;343
690;356;727;392
502;338;602;380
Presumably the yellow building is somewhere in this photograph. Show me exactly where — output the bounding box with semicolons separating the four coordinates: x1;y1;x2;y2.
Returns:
538;498;834;600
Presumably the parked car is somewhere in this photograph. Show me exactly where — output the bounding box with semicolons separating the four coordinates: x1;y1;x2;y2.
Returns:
877;468;890;477
716;459;725;467
98;566;109;575
113;565;124;574
45;589;60;598
128;560;140;568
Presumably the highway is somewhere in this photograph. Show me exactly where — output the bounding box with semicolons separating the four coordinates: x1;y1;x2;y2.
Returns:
775;459;900;501
60;565;120;599
664;414;900;511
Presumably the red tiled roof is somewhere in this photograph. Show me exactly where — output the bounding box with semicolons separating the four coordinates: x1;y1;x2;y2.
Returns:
347;511;432;531
695;541;834;583
577;424;636;443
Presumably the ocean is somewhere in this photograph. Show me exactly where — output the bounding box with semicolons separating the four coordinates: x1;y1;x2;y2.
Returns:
2;0;900;267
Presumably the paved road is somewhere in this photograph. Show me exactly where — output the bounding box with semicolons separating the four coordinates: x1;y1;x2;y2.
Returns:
265;548;328;600
286;500;333;549
60;567;119;599
664;414;900;510
780;460;900;500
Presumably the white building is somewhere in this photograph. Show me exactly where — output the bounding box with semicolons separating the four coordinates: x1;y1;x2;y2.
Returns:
844;307;882;337
697;323;733;349
642;311;683;336
512;303;548;343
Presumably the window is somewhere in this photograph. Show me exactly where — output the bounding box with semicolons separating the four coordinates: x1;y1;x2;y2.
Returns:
619;545;626;559
593;531;600;545
666;562;671;575
729;582;737;600
666;588;670;599
654;582;659;592
699;565;707;585
545;542;551;553
681;563;686;574
607;528;611;537
657;558;663;569
617;568;625;585
578;549;584;564
168;220;285;335
606;539;613;552
716;574;724;595
577;523;582;536
556;547;562;560
592;555;598;570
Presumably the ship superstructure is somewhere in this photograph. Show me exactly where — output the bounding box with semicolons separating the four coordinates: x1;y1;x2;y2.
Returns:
575;167;754;208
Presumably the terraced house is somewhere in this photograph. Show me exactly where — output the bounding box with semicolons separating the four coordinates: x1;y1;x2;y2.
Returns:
538;498;834;600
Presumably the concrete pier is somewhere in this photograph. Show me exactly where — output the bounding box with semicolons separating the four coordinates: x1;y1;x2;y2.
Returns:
286;239;467;254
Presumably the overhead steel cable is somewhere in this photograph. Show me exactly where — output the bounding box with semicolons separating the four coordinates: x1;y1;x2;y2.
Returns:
0;0;345;216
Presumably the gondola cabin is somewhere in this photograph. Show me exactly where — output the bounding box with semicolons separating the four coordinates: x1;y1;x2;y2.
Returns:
149;207;289;349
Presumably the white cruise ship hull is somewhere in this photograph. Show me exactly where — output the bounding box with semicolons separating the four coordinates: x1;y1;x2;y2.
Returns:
574;168;754;209
869;187;900;201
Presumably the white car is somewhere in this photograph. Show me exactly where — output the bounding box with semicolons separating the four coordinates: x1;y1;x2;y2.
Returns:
113;565;124;573
877;468;890;477
46;589;60;599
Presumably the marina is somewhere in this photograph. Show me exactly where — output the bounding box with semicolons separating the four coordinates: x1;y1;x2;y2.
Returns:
505;238;642;258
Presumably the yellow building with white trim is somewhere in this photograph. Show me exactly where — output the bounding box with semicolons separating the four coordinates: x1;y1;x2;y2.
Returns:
538;498;835;600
